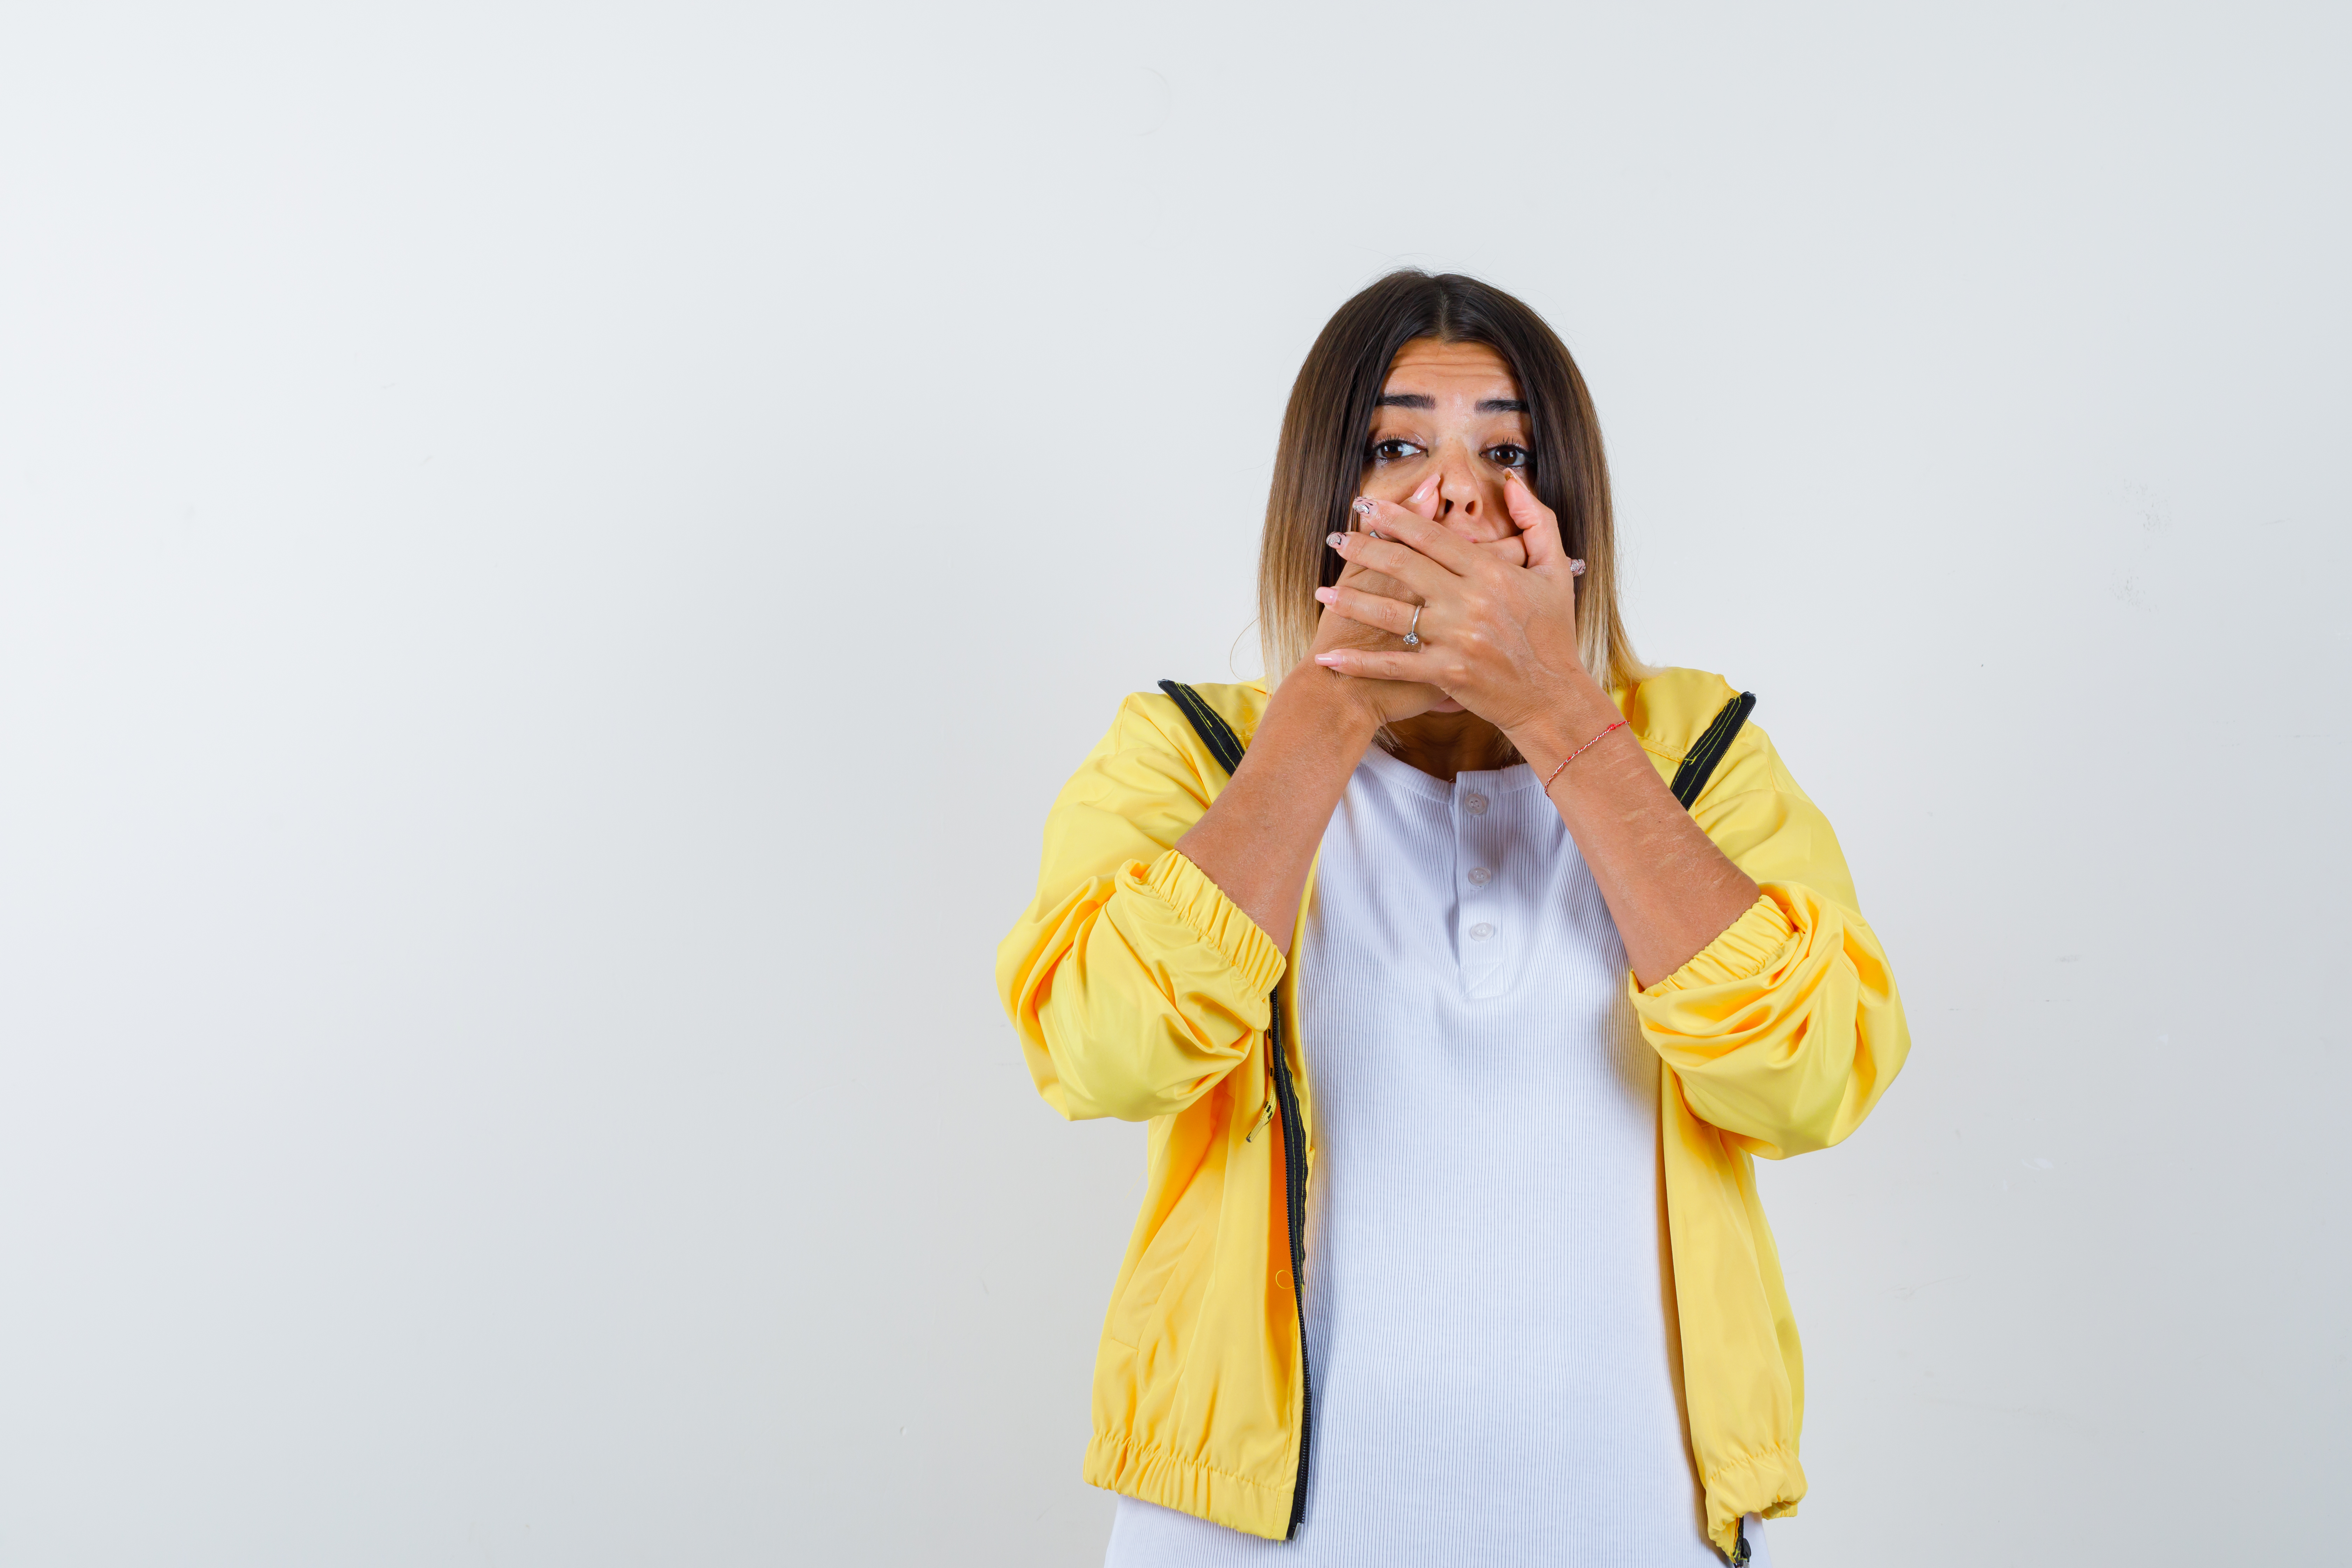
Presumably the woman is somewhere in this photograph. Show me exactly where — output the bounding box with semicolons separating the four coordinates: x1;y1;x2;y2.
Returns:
996;271;1907;1566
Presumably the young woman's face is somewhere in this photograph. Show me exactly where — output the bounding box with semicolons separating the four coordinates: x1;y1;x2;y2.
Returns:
1359;337;1532;548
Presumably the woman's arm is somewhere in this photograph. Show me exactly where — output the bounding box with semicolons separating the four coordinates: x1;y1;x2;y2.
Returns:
1312;473;1758;987
1508;686;1762;990
1169;666;1377;946
1176;492;1493;944
1313;484;1908;1153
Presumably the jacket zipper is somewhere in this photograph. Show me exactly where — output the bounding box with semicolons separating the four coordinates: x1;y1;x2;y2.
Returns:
1150;682;1314;1535
1265;995;1312;1538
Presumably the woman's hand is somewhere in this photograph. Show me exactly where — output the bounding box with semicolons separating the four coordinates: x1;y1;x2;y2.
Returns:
1310;469;1604;740
1301;476;1537;725
1304;491;1447;726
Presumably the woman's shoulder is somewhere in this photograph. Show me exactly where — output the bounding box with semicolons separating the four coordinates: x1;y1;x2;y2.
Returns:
1050;680;1272;807
1113;678;1272;751
1619;664;1755;766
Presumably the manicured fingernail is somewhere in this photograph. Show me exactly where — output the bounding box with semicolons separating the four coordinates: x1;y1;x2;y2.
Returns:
1352;496;1377;518
1315;587;1337;604
1314;653;1343;667
1410;475;1438;502
1326;532;1348;550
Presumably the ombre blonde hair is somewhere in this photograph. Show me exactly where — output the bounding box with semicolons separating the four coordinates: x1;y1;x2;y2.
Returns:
1258;271;1643;693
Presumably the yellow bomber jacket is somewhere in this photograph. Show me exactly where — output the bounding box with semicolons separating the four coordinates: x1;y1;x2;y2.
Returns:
994;668;1909;1558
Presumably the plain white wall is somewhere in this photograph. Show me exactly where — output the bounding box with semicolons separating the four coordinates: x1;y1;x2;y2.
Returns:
1;3;2344;1563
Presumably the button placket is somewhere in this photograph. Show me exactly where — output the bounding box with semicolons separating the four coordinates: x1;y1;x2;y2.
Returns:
1456;776;1506;994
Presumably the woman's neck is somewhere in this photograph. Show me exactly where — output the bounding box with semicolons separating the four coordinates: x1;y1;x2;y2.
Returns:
1382;712;1517;783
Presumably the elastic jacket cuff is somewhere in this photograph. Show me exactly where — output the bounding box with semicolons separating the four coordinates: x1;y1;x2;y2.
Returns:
1643;892;1796;997
1138;849;1288;999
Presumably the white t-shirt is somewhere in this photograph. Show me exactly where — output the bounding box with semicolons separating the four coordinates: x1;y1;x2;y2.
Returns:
1104;746;1769;1568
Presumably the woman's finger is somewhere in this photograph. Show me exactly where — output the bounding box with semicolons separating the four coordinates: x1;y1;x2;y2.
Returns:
1403;470;1442;519
1314;582;1420;638
1334;559;1421;603
1326;528;1450;598
1352;497;1482;575
1312;646;1450;682
1502;469;1568;569
1478;534;1530;569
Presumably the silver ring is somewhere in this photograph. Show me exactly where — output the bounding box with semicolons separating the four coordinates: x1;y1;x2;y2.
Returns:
1402;603;1422;650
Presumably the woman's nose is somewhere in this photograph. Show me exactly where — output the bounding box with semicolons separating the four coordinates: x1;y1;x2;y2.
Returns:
1436;456;1490;528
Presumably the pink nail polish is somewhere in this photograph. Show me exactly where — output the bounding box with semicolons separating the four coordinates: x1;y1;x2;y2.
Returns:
1314;653;1343;667
1315;587;1337;603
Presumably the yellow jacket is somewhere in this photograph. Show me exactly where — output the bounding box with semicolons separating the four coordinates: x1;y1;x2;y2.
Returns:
994;668;1908;1557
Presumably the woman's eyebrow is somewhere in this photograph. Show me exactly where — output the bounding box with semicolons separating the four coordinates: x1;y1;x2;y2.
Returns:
1372;393;1527;412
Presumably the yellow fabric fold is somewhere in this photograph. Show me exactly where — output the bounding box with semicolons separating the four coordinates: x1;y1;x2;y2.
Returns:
1647;893;1796;994
1141;849;1288;1000
995;687;1284;1125
1085;1430;1293;1542
1700;1442;1806;1551
1631;882;1907;1161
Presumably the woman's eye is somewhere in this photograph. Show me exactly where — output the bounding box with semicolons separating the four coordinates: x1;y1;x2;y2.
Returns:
1370;439;1424;463
1485;444;1530;469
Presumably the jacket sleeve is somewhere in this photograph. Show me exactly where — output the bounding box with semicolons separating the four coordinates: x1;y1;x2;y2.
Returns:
1629;722;1910;1159
994;695;1287;1123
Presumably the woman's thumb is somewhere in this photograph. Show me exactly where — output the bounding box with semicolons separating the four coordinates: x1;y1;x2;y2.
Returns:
1504;470;1564;566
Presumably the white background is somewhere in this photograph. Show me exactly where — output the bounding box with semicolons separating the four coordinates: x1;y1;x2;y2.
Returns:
1;3;2344;1564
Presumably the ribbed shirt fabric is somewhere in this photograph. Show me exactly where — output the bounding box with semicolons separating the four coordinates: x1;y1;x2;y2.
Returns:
1104;747;1769;1568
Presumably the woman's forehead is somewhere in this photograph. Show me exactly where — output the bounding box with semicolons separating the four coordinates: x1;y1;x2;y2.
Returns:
1381;338;1520;401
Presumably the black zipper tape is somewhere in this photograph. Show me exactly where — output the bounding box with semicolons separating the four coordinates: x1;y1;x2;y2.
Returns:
1670;692;1756;809
1157;681;1312;1535
1157;679;1248;778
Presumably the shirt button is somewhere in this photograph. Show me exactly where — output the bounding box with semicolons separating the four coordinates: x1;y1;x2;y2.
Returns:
1464;792;1488;815
1468;866;1492;886
1468;922;1495;940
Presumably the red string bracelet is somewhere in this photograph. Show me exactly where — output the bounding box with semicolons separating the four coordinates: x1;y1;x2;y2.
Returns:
1541;719;1628;796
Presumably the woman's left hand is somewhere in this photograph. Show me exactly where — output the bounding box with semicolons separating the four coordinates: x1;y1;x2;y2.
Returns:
1311;469;1602;738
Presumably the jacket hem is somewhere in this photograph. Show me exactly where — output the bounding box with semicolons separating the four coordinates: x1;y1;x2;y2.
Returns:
1701;1441;1807;1558
1084;1429;1294;1541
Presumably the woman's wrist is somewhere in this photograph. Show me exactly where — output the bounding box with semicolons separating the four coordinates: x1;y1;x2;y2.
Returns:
1503;673;1625;778
1273;659;1387;751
